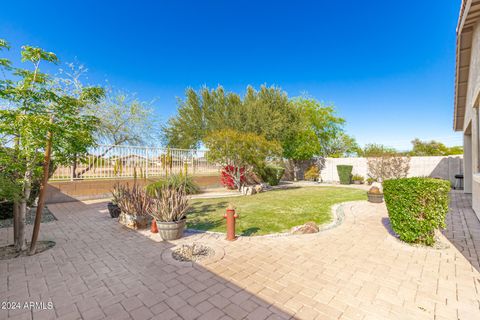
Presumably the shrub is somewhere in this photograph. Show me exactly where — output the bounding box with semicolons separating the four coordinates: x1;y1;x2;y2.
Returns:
115;183;150;216
352;174;364;182
167;174;200;194
147;185;189;222
221;166;246;189
304;165;320;181
111;183;125;205
146;174;199;196
383;177;450;246
367;155;410;181
256;165;285;186
336;165;353;184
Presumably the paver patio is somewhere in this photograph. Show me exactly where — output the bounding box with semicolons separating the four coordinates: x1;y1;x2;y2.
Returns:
1;190;480;320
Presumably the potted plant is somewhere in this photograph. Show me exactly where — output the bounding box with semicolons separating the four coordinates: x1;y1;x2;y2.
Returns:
147;185;190;240
366;177;376;185
352;175;364;185
116;184;150;229
107;183;122;218
367;186;383;203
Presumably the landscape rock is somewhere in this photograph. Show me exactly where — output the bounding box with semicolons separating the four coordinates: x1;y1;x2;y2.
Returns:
291;221;320;234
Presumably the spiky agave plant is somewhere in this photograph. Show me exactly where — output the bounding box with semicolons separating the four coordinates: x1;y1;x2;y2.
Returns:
147;185;189;222
116;183;151;216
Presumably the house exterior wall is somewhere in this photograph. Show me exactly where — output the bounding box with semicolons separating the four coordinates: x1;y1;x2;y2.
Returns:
463;21;480;218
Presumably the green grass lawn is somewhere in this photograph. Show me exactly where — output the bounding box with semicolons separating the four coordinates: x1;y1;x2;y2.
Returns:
187;187;367;236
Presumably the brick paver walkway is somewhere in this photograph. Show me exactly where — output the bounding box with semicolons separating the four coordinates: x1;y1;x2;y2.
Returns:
1;191;480;319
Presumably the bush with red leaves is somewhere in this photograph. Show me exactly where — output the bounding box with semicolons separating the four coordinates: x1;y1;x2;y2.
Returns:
221;165;245;189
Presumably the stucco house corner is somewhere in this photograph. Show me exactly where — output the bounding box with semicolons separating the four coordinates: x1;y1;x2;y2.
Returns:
455;0;480;217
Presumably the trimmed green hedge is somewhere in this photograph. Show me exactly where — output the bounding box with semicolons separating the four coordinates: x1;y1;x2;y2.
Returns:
383;177;450;245
336;165;353;184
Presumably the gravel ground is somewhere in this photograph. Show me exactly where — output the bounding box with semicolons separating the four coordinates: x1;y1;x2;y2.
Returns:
172;243;214;262
0;206;56;229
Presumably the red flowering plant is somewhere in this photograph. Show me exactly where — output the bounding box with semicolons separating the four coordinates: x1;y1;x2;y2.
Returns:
221;165;245;189
205;129;282;191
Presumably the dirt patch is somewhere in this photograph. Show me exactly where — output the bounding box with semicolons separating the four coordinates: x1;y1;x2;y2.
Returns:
0;241;56;260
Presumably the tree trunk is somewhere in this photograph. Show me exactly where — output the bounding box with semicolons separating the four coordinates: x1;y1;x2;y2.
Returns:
13;136;21;248
293;161;299;182
13;201;20;248
235;167;242;191
71;154;77;180
17;199;27;251
29;128;53;255
16;169;33;252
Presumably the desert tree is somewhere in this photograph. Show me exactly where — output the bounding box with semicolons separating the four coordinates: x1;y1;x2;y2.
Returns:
0;39;104;253
204;129;282;190
54;62;158;177
282;97;347;180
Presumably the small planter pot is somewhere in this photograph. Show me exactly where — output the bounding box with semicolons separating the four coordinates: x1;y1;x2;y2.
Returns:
119;212;149;230
353;180;362;185
156;218;186;241
367;192;384;203
107;202;121;218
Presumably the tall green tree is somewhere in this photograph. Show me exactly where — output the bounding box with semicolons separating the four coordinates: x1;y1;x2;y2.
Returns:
0;39;104;253
359;143;398;157
282;97;349;179
163;85;292;148
325;133;360;158
409;138;463;156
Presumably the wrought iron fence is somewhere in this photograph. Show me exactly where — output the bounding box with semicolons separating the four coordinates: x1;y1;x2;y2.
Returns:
51;145;220;181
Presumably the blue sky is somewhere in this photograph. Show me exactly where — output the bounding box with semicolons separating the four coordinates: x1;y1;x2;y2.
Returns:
0;0;462;150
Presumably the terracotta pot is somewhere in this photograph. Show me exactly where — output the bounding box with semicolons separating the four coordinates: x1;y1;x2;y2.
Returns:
151;219;158;233
156;218;186;240
367;192;383;203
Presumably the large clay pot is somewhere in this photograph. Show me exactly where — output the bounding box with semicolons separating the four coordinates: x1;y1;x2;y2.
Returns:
367;192;384;203
156;218;186;240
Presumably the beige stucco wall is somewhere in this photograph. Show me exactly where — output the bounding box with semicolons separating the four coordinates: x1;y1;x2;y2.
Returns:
473;175;480;214
463;21;480;219
320;156;463;185
464;23;480;130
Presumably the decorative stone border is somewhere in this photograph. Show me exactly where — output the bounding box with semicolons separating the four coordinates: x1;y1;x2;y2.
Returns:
161;242;225;268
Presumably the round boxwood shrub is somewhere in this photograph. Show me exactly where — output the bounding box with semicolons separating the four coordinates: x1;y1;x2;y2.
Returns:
336;165;353;184
383;177;450;246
